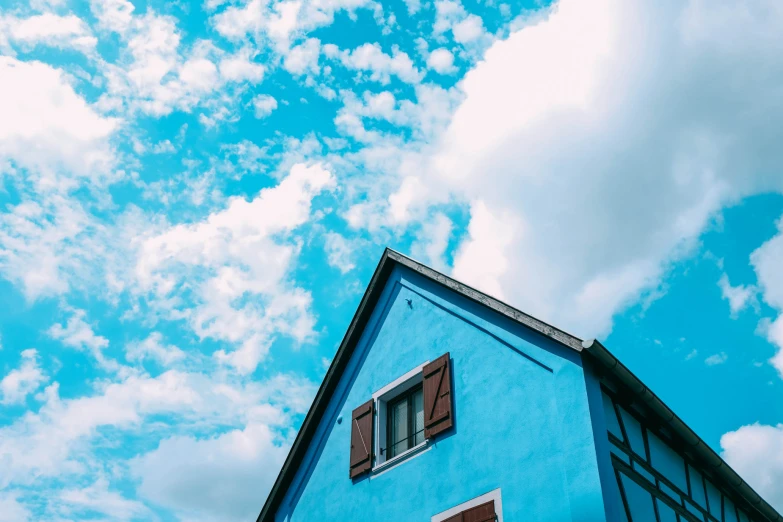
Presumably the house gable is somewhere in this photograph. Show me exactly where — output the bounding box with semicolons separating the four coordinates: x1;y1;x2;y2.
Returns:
270;263;608;522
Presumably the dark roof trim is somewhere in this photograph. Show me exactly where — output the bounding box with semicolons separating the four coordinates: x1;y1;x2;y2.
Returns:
258;248;781;522
583;339;781;522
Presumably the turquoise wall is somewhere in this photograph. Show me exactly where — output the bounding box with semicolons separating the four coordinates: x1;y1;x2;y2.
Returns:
275;266;611;522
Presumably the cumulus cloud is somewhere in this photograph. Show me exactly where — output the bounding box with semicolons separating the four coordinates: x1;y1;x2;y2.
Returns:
58;478;150;521
0;492;31;522
411;212;453;271
131;423;288;521
135;163;335;373
252;94;278;118
0;13;97;54
0;57;117;186
125;332;185;367
128;374;316;520
48;309;116;370
383;0;783;338
324;232;356;273
0;349;47;405
326;42;423;85
718;273;757;318
722;423;783;512
427;48;457;74
751;215;783;377
212;0;374;49
0;370;313;489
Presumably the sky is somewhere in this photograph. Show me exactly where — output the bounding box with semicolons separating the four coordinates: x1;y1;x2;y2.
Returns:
0;0;782;520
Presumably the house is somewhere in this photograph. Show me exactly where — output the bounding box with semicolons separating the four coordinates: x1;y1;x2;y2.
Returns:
257;249;781;522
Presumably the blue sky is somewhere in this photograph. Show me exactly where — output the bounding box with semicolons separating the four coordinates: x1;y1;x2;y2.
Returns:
1;0;782;520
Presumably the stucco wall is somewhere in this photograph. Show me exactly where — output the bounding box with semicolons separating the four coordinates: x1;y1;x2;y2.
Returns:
275;266;609;522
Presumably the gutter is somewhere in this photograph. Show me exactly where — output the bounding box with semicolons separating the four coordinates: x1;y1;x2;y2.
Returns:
582;339;782;522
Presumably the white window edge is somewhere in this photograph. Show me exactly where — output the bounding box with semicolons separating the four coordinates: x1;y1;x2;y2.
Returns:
372;360;429;400
370;439;430;477
431;489;503;522
371;360;429;469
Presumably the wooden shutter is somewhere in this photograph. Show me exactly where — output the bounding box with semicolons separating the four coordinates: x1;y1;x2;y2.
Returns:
349;399;374;478
423;352;453;439
462;501;496;522
442;500;496;522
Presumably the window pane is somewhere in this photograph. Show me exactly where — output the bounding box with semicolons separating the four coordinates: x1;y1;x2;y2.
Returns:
705;480;722;520
412;387;424;446
657;499;678;522
648;432;687;492
603;392;624;440
619;407;647;459
389;397;409;458
688;466;707;509
620;472;657;522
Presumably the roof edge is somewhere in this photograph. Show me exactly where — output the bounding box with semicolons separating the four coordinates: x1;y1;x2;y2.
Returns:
582;339;782;522
257;249;782;522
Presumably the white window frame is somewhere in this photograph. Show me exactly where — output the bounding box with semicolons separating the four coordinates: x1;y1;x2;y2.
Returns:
371;360;430;472
431;489;503;522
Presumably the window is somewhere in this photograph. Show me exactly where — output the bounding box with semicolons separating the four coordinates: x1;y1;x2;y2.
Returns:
349;352;453;478
432;489;502;522
386;384;424;459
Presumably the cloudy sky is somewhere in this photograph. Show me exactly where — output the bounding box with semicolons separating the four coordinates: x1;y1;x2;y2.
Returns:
1;0;782;519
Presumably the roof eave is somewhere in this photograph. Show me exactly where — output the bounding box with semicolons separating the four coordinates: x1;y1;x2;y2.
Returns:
583;339;782;522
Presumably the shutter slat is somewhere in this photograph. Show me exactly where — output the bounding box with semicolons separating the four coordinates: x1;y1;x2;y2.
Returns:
462;500;496;522
349;399;374;478
423;352;453;439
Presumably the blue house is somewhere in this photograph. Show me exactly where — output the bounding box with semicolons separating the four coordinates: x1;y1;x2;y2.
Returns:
257;249;781;522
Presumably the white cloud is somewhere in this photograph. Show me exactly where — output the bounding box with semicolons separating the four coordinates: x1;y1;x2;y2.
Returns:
125;332;185;367
704;352;728;366
751;215;783;377
252;94;278;119
0;196;144;301
219;50;266;83
0;492;31;522
452;15;485;44
718;273;757;317
131;423;287;521
0;57;117;186
721;423;783;511
329;43;423;85
90;0;135;34
212;0;373;49
135;163;335;373
0;349;47;405
383;0;783;339
98;9;260;119
283;37;321;75
324;232;356;273
48;309;115;370
427;48;457;74
411;213;453;271
0;14;97;54
433;0;489;48
0;369;313;489
58;478;150;521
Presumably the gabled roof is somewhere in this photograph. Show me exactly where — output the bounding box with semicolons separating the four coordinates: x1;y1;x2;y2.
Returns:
257;248;781;522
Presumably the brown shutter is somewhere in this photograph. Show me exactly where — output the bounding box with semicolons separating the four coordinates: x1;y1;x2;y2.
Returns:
442;500;496;522
462;500;496;522
349;399;374;478
423;352;453;439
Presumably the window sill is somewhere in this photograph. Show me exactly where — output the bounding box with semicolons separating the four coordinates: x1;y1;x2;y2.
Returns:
372;440;430;474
